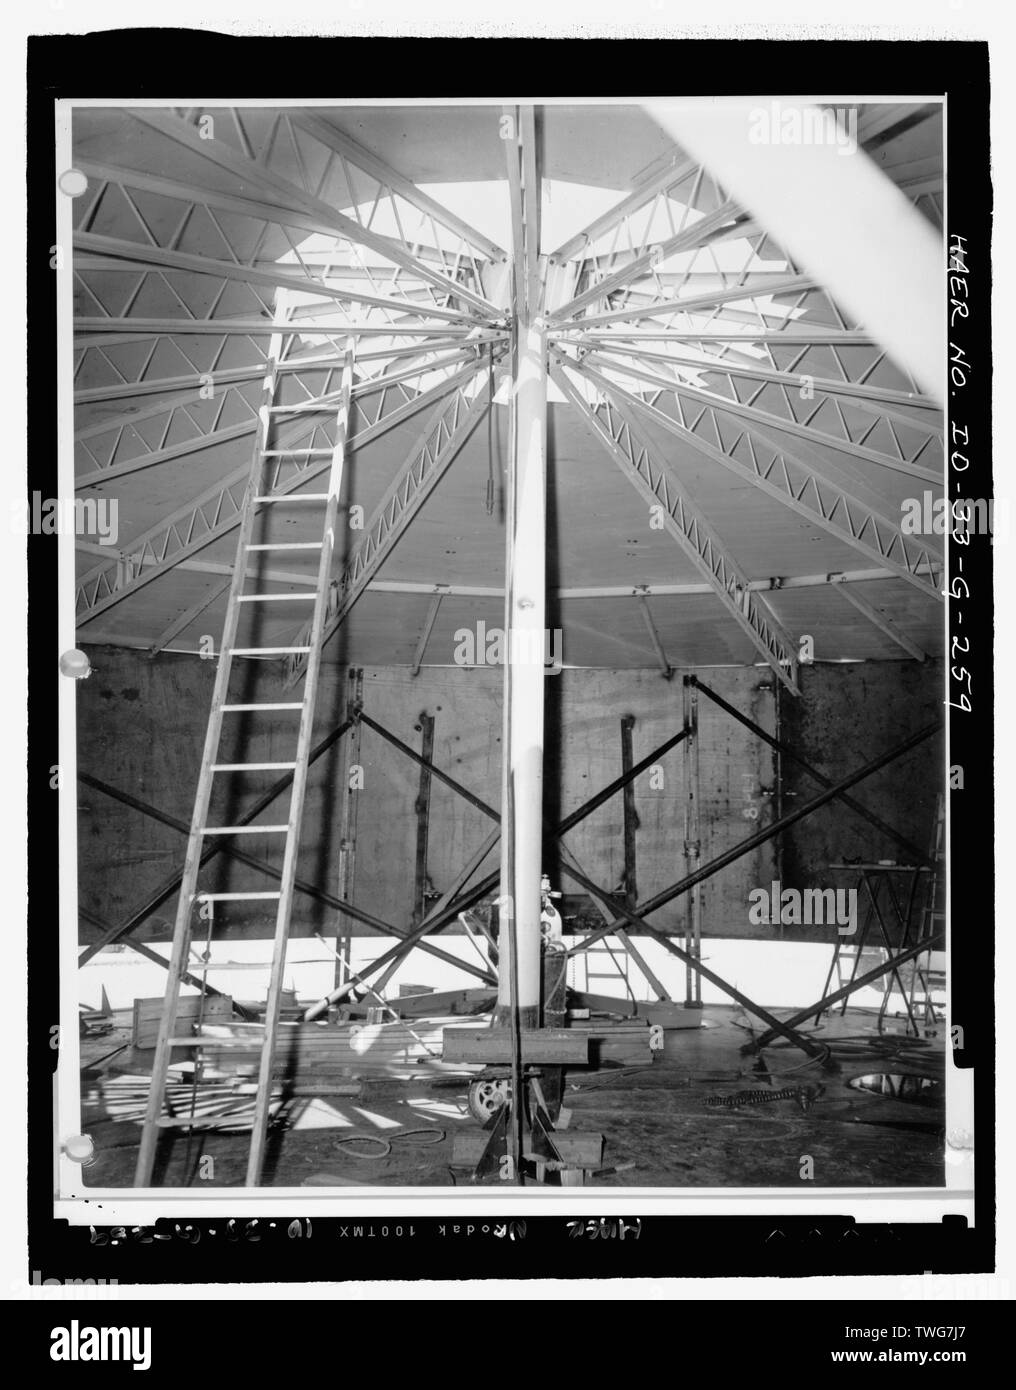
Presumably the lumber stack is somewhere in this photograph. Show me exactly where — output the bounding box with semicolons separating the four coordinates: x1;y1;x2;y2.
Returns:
182;1016;470;1082
97;1072;286;1132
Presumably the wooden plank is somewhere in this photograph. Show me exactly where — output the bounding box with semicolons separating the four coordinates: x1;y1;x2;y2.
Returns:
567;991;638;1017
396;987;497;1018
441;1028;590;1065
635;1001;704;1029
451;1130;604;1169
132;995;233;1049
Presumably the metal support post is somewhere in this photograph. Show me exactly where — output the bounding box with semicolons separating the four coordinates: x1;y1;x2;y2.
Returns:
413;713;436;926
334;668;363;991
620;714;639;910
683;678;703;1007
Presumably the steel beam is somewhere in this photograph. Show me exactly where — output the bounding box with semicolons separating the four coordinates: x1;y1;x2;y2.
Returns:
566;273;817;331
689;675;933;865
75;363;266;407
287;111;506;264
76;423;257;493
831;579;929;661
75;377;259;444
548;151;699;262
126;109;500;314
75;232;481;325
579;348;943;484
285;364;502;684
76;318;492;338
75;158;462;267
304;721;692;1014
76;719;352;966
358;713;498;823
682;678;703;1006
558;859;828;1060
410;591;445;675
78;905;243;1006
620;715;639;910
333;669;363;988
76;360;486;625
412;714;436;927
75;345;479;409
569;356;943;599
77;770;495;985
748;930;945;1052
551;199;743;322
637;595;673;678
573;343;941;415
498;107;547;1030
554;360;801;692
553;329;875;345
564;721;941;960
147;579;231;657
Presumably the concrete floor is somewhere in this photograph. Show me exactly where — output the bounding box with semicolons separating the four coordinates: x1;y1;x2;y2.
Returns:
79;1004;945;1189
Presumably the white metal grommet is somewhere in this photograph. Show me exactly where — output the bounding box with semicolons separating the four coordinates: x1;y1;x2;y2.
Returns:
59;649;92;680
63;1134;95;1165
58;168;89;198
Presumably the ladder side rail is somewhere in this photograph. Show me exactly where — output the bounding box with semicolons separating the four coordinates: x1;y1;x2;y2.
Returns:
245;336;356;1185
134;323;287;1187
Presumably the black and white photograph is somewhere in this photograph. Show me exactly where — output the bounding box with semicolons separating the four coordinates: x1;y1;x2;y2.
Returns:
14;17;1005;1310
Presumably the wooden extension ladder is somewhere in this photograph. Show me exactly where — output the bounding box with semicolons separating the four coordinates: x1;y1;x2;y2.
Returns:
134;315;355;1188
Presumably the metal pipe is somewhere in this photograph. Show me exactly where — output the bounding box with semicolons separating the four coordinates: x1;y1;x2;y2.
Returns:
77;904;242;1006
557;726;690;835
683;678;703;1007
750;930;945;1051
78;772;495;986
497;316;547;1026
620;715;638;910
413;713;436;926
333;669;363;991
557;859;828;1061
358;713;497;822
76;715;352;964
861;872;921;1036
305;720;694;1014
690;676;933;865
566;721;941;960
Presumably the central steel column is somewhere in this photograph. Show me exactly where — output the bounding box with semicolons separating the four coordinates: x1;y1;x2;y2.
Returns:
495;106;547;1033
497;319;548;1028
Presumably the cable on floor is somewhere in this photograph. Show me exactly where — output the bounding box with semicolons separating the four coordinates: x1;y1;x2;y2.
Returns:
332;1127;445;1160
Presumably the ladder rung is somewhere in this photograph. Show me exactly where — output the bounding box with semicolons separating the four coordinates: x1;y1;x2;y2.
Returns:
253;494;330;502
167;1038;266;1049
230;646;312;655
197;892;282;901
245;542;323;550
210;762;298;772
236;593;316;602
220;702;304;711
263;449;333;456
201;825;290;835
156;1115;257;1129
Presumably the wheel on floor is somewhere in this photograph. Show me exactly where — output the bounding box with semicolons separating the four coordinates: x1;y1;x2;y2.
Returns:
467;1077;512;1123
